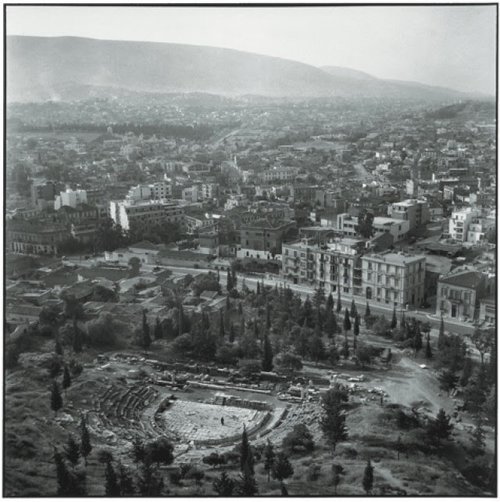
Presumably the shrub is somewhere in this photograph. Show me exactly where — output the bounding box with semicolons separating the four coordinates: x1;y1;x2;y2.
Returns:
282;423;315;454
307;463;321;482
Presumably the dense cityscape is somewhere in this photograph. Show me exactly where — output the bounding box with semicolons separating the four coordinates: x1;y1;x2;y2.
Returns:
4;7;497;497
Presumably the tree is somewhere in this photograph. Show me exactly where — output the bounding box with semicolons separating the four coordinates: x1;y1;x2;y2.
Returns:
390;306;397;329
308;334;326;364
262;333;274;372
357;209;374;238
154;317;163;340
105;460;121;496
51;380;63;416
263;440;275;482
72;318;83;354
141;310;151;351
343;308;351;332
336;289;342;313
328;344;340;366
117;462;135;496
326;293;334;313
438;315;445;349
239;426;253;474
282;423;314;454
459;356;473;387
272;452;294;483
213;471;235;496
471;328;494;366
54;448;72;496
427;408;453;445
65;435;81;466
331;464;342;495
146;438;174;468
128;257;141;277
353;314;360;337
350;298;357;319
320;386;348;453
80;415;92;466
471;414;486;451
438;369;458;395
62;365;72;395
55;335;64;356
237;461;258;496
365;302;371;318
137;462;164;496
324;308;338;339
275;352;303;375
425;333;432;359
362;460;374;494
226;269;233;291
132;438;146;464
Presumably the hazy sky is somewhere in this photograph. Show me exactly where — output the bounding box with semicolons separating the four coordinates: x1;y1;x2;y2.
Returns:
7;5;497;95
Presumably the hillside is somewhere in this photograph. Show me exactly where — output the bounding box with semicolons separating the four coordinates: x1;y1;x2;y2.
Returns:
7;36;478;102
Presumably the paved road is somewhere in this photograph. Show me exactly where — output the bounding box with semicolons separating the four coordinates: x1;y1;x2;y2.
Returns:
64;256;477;336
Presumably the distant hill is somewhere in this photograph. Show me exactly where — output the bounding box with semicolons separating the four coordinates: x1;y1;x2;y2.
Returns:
7;36;484;102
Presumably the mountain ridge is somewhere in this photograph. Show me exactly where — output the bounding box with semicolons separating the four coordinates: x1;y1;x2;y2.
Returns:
7;35;487;102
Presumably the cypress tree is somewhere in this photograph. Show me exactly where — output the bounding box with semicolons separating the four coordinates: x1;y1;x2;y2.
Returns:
438;315;445;349
326;293;334;313
72;318;83;353
425;333;432;359
54;448;71;496
55;335;64;356
390;306;397;329
154;317;162;340
226;269;233;291
117;462;135;496
263;440;275;482
353;314;360;337
62;365;72;395
213;470;235;496
51;380;63;416
219;310;225;339
237;460;257;496
365;302;371;318
350;298;357;318
262;333;274;372
320;388;348;453
229;323;235;343
105;460;121;496
240;426;254;474
336;289;342;313
343;308;351;332
80;415;92;466
362;460;374;494
65;435;81;465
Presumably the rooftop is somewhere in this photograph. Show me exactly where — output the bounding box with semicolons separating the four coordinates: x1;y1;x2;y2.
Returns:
363;251;425;265
439;270;484;289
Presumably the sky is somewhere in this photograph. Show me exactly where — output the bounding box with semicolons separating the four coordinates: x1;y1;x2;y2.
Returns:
6;4;497;95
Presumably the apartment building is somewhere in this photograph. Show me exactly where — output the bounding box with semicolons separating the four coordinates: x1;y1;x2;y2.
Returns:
336;213;409;242
109;199;184;231
126;181;172;202
361;251;426;308
388;199;430;231
282;238;365;296
8;220;68;255
54;188;88;210
449;207;481;242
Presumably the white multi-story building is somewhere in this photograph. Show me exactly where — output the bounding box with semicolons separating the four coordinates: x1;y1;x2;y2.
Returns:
260;166;299;183
109;199;184;231
388;199;430;231
449;208;481;242
466;217;496;244
126;182;172;202
336;213;409;242
54;188;87;210
362;251;426;308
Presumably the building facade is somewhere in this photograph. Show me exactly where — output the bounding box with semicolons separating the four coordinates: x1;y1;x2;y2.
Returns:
449;208;481;242
361;252;426;308
388;199;430;230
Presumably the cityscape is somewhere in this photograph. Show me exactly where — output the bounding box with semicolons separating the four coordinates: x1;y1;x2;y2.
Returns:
4;4;497;497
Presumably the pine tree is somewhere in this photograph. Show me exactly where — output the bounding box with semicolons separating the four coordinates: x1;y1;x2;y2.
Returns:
425;333;432;359
213;470;235;496
272;452;294;482
438;369;458;394
51;380;63;416
350;299;357;318
471;414;486;451
105;460;121;496
262;333;274;372
154;317;162;340
320;387;348;452
80;415;92;466
390;306;397;329
362;460;374;494
263;440;275;482
427;408;453;444
343;308;351;332
62;365;72;395
65;435;81;465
